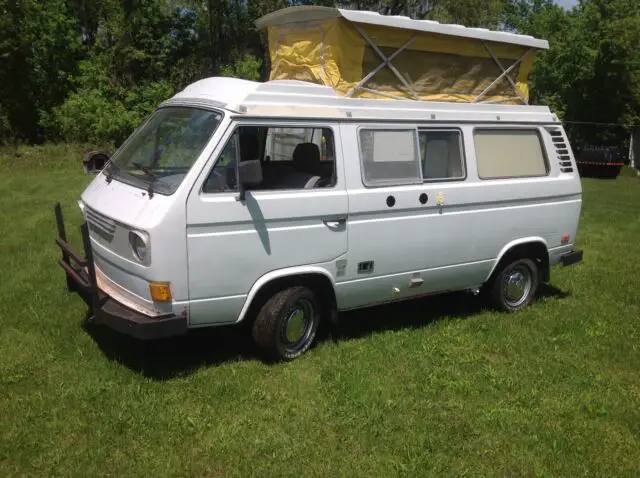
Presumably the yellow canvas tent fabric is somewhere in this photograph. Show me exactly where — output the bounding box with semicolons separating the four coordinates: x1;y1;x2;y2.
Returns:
256;7;545;104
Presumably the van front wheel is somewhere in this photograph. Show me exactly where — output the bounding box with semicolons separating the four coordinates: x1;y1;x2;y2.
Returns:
252;286;320;361
486;257;539;312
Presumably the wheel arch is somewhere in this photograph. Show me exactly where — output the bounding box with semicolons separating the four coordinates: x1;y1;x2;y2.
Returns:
236;266;338;324
485;237;550;284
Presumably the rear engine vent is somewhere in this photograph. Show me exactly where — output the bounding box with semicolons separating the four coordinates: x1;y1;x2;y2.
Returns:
547;129;574;173
85;207;116;242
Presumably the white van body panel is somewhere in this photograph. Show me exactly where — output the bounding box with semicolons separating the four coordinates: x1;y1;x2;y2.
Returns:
80;177;185;317
334;122;581;310
219;264;337;326
185;121;348;326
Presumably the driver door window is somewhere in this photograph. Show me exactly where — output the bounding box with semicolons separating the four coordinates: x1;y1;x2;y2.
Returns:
202;125;336;193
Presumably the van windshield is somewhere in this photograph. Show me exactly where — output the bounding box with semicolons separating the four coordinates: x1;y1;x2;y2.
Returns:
105;106;223;195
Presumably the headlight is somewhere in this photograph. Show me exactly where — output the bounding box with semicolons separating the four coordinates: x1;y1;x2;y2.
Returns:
129;230;149;263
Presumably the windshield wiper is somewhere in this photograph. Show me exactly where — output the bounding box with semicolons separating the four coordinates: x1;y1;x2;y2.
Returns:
131;161;156;199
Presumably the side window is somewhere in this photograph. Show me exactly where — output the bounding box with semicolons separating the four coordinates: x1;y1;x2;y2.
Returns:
419;130;465;181
264;127;334;162
202;125;337;193
474;129;548;179
202;132;238;193
359;128;422;187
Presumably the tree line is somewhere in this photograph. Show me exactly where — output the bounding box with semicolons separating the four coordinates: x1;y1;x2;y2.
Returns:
1;0;638;148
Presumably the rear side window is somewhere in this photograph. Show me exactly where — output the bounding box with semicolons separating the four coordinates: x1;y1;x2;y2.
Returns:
474;128;548;179
359;129;422;186
419;130;465;180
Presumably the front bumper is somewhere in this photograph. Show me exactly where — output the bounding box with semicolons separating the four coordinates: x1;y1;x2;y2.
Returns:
53;202;187;340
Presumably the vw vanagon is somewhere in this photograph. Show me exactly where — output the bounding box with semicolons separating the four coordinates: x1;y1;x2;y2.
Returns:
54;7;583;360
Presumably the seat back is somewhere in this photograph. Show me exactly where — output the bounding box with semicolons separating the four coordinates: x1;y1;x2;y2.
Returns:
269;143;322;189
292;142;321;175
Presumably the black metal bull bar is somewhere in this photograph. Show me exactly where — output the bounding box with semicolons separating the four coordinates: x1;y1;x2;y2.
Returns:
54;202;101;314
53;202;187;340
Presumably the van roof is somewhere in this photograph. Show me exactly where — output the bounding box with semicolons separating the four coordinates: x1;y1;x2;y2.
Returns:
162;77;559;124
255;6;549;51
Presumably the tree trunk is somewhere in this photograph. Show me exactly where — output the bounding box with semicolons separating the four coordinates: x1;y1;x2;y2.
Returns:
208;0;217;74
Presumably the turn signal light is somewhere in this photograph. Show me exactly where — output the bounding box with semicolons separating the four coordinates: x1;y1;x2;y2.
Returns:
561;233;570;244
149;282;172;302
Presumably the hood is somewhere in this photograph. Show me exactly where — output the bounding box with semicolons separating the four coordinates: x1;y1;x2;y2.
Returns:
80;172;173;229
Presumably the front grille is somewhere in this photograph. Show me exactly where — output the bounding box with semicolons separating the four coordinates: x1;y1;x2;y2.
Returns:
546;128;574;173
85;207;116;242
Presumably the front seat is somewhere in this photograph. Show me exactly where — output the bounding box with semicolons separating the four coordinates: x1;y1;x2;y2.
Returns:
275;142;322;189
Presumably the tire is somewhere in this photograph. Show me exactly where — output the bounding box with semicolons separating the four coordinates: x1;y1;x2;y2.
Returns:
251;286;321;361
486;257;539;312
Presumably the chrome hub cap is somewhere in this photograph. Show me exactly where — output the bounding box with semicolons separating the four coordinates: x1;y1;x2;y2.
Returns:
503;265;532;307
285;308;306;343
282;299;314;350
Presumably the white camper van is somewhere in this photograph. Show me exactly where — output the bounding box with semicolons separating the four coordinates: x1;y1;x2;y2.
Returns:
54;7;583;360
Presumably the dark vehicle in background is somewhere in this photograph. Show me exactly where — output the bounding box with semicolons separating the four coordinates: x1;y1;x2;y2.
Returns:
573;144;627;179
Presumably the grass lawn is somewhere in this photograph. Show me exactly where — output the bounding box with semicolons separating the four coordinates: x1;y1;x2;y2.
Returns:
1;145;639;477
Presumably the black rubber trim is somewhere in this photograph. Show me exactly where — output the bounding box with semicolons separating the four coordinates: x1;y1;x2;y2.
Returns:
561;249;583;266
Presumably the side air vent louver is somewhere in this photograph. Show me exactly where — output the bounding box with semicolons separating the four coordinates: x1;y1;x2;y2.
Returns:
547;129;574;173
85;206;116;242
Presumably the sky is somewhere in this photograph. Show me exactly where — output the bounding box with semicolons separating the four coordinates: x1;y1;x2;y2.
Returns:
555;0;578;8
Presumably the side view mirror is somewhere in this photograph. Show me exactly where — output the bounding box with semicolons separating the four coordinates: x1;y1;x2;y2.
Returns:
237;160;263;201
82;150;111;174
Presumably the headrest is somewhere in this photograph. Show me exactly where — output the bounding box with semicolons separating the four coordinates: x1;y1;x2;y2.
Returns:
292;142;320;172
240;133;259;162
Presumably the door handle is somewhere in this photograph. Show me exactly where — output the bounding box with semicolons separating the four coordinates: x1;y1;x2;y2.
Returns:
322;214;347;226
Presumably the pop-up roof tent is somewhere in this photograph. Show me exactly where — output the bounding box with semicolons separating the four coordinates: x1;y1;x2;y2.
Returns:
255;6;549;105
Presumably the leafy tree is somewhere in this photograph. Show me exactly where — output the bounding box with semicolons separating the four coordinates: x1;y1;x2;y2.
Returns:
221;54;263;81
1;0;639;148
0;0;82;143
422;0;507;27
506;0;640;146
47;0;198;145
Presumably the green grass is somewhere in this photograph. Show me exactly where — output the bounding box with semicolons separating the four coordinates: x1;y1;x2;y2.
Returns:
1;144;639;477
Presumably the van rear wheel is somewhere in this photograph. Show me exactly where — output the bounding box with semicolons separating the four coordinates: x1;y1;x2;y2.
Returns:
252;286;320;361
486;257;539;312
